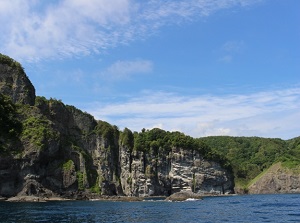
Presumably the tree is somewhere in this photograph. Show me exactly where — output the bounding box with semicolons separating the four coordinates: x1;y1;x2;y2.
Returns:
0;93;22;152
120;127;134;151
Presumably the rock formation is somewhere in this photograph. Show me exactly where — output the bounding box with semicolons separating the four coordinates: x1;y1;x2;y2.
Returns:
248;163;300;194
0;58;35;105
119;146;233;197
0;55;234;199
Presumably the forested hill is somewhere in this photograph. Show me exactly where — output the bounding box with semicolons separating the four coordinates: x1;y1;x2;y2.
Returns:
200;136;300;190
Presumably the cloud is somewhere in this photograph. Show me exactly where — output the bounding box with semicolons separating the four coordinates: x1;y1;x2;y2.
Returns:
219;40;245;63
0;0;262;62
85;87;300;139
101;59;153;80
0;0;131;61
222;40;245;53
219;55;233;63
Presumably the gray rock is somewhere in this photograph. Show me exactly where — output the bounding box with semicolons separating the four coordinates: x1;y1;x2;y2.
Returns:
6;196;46;202
165;191;202;201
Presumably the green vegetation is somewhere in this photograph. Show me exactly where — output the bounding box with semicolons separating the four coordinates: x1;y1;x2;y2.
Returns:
94;120;118;146
0;93;22;153
0;53;25;74
133;128;230;168
76;171;86;191
201;136;300;187
280;137;300;168
2;82;300;190
90;176;101;194
0;94;22;138
67;141;100;192
120;127;134;151
1;53;300;193
63;160;74;171
34;96;48;107
21;116;59;150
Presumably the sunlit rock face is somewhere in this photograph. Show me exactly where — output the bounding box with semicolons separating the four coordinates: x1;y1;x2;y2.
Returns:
119;146;234;197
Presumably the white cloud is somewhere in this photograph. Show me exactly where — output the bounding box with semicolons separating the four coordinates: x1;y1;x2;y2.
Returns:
1;0;131;61
85;87;300;139
0;0;262;62
101;59;153;80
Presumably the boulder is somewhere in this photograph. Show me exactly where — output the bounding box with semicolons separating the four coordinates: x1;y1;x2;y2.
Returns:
165;191;202;201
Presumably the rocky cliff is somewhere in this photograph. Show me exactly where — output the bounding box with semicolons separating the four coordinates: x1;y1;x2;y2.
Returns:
0;55;234;199
0;56;35;106
120;146;233;197
248;163;300;194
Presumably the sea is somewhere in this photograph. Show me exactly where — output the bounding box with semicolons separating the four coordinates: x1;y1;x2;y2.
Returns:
0;194;300;223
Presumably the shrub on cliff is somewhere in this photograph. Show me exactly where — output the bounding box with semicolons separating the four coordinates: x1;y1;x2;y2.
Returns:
120;127;134;151
0;53;25;74
0;94;22;153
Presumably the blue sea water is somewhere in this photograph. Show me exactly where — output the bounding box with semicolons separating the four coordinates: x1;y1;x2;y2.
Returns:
0;194;300;223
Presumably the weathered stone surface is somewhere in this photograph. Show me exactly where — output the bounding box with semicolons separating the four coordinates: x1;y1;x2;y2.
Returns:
119;146;234;197
248;163;300;194
170;148;233;195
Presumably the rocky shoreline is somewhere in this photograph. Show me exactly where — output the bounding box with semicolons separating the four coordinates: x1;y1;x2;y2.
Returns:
1;191;236;203
2;195;147;202
3;195;143;202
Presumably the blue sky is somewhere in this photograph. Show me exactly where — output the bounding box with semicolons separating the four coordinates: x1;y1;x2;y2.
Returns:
1;0;299;139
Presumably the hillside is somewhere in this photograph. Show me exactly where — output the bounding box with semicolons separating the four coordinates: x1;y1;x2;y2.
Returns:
201;136;300;192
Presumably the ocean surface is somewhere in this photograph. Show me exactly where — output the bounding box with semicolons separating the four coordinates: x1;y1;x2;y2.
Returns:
0;194;300;223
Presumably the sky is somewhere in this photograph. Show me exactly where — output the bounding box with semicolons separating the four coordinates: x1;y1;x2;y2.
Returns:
0;0;299;140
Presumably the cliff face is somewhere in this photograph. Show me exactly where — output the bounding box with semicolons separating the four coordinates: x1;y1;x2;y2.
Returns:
0;63;35;106
120;146;233;197
248;163;300;194
0;56;234;198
